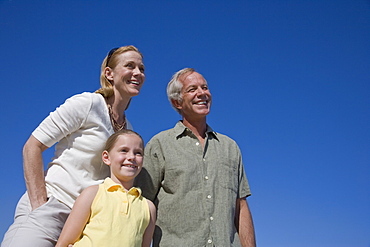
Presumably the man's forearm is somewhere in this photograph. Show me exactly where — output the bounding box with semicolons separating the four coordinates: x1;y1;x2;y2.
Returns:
236;198;256;247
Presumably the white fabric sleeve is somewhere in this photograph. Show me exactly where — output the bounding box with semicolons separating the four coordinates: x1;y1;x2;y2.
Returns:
32;93;92;147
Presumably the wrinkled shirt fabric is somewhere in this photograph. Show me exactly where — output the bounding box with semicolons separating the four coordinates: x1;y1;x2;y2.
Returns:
135;121;251;247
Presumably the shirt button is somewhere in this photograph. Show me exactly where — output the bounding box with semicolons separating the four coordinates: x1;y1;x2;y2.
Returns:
208;239;213;244
204;176;209;180
210;216;214;221
196;142;200;146
207;195;212;199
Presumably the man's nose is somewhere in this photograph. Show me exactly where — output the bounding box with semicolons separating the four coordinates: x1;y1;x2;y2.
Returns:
196;87;206;96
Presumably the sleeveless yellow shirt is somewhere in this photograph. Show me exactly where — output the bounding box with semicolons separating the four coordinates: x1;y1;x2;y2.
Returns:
73;178;150;247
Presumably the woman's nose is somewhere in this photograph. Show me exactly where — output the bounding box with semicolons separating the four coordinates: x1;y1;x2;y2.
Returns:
133;66;142;75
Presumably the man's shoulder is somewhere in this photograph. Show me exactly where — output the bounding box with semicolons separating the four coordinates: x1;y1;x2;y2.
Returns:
149;126;176;141
211;130;239;146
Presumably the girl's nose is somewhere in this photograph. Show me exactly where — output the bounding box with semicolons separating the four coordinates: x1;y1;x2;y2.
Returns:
126;152;135;161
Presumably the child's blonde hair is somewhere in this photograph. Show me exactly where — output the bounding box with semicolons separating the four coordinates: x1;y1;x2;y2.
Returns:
104;129;144;152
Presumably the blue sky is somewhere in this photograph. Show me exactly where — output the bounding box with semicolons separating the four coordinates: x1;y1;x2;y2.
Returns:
0;0;369;246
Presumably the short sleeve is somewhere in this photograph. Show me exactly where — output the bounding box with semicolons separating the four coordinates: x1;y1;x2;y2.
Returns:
32;93;93;147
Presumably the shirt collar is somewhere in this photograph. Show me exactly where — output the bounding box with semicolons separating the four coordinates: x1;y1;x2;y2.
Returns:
104;177;142;197
174;121;218;141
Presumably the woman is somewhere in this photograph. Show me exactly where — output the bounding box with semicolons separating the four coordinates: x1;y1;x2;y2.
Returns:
1;45;146;247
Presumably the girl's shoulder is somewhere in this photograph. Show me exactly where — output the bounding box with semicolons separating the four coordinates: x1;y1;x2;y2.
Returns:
145;199;156;213
78;185;100;203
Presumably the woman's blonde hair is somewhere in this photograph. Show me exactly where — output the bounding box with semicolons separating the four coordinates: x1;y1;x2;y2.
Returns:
95;45;143;98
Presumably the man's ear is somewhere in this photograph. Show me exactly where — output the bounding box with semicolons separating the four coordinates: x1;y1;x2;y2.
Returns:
102;150;110;166
171;99;182;110
104;67;114;82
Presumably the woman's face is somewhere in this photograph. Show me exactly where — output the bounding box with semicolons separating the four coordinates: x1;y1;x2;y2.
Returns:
106;51;145;98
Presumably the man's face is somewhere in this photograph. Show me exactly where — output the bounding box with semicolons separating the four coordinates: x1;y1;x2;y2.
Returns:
176;72;212;119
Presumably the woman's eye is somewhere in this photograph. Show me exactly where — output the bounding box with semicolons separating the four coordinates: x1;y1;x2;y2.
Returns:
125;63;134;68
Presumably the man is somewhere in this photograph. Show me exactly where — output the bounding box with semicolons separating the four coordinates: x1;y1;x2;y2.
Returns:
135;68;256;247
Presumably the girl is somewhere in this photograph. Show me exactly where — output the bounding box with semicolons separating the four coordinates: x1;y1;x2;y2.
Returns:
56;130;156;247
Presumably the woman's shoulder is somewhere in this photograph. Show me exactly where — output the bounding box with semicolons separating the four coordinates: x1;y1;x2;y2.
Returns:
68;92;103;101
64;92;105;109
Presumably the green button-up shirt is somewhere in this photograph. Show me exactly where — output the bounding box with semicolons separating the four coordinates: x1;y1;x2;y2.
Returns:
135;121;251;247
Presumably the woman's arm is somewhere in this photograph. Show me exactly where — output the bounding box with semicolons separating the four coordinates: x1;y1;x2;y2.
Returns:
142;199;156;247
23;135;49;210
56;185;99;247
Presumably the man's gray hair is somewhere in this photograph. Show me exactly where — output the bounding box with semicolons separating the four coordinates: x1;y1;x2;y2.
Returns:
166;68;195;114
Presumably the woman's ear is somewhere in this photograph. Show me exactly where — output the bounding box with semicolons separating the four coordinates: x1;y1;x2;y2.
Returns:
102;150;110;166
104;67;114;82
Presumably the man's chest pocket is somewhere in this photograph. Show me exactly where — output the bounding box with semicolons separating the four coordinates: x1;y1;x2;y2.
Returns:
217;159;239;192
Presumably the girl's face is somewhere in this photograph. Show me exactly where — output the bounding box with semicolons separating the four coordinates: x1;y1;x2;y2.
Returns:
102;134;144;184
105;50;145;98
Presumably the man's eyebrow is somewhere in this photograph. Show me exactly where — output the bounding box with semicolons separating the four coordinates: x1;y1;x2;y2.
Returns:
183;85;196;90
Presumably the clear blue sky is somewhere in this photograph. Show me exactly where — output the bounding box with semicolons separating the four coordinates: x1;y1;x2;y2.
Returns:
1;1;369;246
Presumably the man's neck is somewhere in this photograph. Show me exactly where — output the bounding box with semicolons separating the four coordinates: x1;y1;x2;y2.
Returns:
182;117;207;146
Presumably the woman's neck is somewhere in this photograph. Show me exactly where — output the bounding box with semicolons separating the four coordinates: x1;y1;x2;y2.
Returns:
106;94;131;122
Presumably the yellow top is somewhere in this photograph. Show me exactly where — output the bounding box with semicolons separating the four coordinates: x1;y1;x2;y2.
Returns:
74;178;150;247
